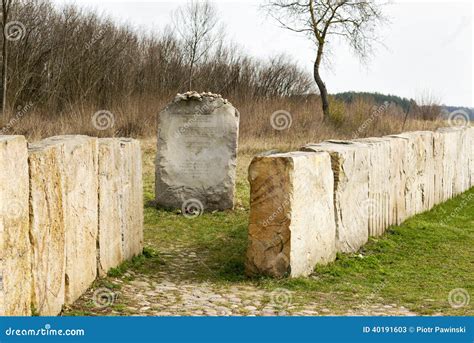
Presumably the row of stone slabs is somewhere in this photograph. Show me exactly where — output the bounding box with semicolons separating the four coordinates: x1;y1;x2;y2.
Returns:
0;135;143;316
245;127;474;278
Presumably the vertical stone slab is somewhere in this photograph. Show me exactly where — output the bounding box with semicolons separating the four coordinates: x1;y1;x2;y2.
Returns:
418;131;435;211
353;138;393;236
432;131;447;205
435;129;457;202
28;142;66;316
450;128;469;195
437;127;468;199
98;138;143;271
0;136;31;316
156;92;239;211
388;134;417;218
382;136;409;225
98;140;124;276
468;127;474;188
389;132;435;215
37;136;99;305
246;151;336;278
121;139;144;260
456;128;470;194
301;141;370;251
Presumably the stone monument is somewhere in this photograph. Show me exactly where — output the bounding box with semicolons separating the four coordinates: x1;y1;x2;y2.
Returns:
156;92;239;212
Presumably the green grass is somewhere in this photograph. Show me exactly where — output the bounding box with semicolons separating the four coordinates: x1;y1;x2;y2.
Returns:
138;143;473;315
143;172;249;282
262;189;474;315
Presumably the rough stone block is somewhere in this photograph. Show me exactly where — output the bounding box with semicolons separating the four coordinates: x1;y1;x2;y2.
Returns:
432;131;446;205
301;141;370;251
156;92;239;211
436;127;469;199
434;129;457;202
353;138;393;236
28;142;66;315
454;128;470;194
382;136;409;225
36;136;99;305
389;131;435;215
246;151;336;278
98;138;143;272
468;127;474;188
0;136;31;316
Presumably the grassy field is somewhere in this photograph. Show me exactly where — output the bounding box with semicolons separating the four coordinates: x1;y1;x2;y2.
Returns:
126;138;473;316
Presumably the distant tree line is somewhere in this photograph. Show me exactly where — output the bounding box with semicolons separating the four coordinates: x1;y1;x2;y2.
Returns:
333;92;413;113
0;0;314;115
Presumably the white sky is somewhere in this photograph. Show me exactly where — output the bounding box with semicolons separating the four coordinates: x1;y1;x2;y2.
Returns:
52;0;473;107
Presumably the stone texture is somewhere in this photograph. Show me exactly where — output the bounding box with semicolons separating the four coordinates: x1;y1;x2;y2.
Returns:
353;138;392;237
246;151;336;278
35;136;99;305
443;127;470;195
389;132;435;216
0;136;31;316
436;128;466;201
433;131;451;204
457;128;470;194
156;92;239;211
301;141;370;251
382;136;409;225
468;127;474;188
28;142;66;316
98;138;143;271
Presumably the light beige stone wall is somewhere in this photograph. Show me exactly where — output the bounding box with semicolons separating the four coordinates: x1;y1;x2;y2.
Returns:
388;132;435;216
383;136;409;225
35;136;99;305
247;127;473;278
0;136;31;316
302;141;369;252
444;128;470;195
353;138;392;237
468;127;474;187
245;151;336;278
28;142;66;316
98;138;143;276
1;135;143;316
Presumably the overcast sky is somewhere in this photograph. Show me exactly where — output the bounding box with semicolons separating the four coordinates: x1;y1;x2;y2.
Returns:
53;0;473;107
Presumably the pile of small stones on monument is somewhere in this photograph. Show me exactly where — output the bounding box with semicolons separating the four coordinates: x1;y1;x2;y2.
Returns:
0;135;143;316
1;91;473;317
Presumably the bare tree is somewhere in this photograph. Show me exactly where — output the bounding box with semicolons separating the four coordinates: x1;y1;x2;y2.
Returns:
264;0;387;121
1;0;312;115
1;0;12;115
172;0;222;90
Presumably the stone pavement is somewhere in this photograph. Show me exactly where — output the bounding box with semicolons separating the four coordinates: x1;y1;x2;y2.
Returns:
64;242;417;317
